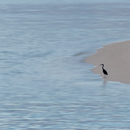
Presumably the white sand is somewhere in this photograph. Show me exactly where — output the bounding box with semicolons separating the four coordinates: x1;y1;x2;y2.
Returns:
85;41;130;84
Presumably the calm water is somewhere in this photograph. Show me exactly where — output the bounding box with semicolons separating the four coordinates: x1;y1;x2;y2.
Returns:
0;2;130;130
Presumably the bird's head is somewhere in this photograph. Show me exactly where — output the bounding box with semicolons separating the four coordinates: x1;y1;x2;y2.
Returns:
100;64;104;67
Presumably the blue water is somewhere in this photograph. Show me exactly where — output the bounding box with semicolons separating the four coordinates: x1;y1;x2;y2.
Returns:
1;2;130;130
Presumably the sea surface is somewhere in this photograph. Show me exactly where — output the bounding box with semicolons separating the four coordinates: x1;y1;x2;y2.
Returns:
0;2;130;130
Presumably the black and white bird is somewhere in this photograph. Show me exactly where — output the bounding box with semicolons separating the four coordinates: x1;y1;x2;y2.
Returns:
100;64;108;77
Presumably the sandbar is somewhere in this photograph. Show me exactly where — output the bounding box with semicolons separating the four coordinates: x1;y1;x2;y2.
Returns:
85;41;130;84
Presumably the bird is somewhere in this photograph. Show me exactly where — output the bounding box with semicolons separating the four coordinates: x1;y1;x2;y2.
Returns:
100;64;108;78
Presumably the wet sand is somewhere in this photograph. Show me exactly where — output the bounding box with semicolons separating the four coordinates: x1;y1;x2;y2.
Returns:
85;41;130;84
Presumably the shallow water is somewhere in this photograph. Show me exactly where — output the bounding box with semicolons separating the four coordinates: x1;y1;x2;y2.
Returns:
0;2;130;130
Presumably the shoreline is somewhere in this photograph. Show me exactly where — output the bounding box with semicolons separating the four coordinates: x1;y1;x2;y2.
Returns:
85;41;130;84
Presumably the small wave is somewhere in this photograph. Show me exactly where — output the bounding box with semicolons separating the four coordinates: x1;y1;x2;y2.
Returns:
73;52;90;56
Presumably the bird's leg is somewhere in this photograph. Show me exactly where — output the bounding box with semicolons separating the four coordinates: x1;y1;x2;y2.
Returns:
103;74;107;78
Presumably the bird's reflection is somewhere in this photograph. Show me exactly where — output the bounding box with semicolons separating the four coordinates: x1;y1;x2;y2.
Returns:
102;78;107;87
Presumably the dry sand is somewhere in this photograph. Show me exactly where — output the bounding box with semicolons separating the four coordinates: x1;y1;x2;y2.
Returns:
85;41;130;84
